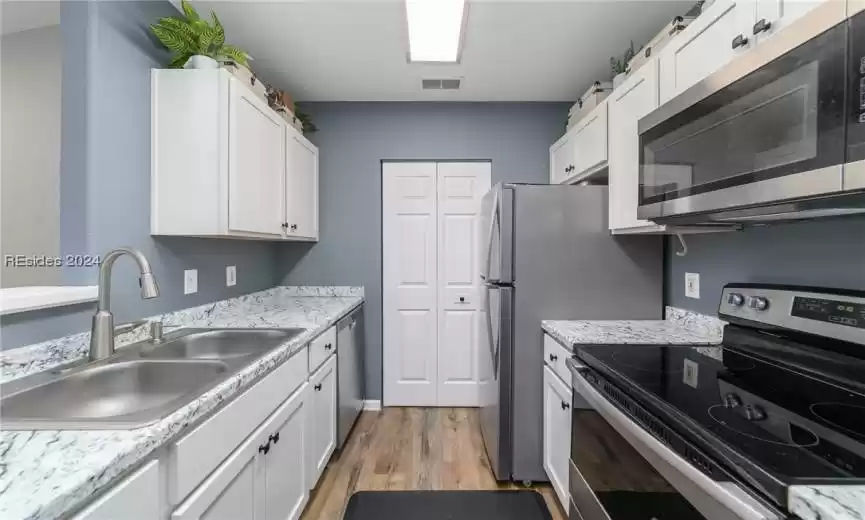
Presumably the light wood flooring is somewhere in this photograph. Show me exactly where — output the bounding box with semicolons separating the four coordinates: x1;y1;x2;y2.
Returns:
301;407;567;520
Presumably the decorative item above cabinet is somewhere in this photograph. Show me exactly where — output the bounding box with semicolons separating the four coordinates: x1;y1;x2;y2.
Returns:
151;69;319;241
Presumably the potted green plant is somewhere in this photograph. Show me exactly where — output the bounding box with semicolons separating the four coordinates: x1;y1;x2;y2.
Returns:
610;40;636;88
150;0;251;70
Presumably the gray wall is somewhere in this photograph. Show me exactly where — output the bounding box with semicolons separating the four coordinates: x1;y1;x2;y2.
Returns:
276;102;570;399
665;216;865;315
1;1;279;349
1;25;62;287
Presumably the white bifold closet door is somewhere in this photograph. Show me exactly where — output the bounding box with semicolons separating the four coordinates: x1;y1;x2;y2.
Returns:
382;161;491;407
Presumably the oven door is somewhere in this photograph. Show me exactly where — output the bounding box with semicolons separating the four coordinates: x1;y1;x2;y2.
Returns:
637;1;848;223
569;365;782;520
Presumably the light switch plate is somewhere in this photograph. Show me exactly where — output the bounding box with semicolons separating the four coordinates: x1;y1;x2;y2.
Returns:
685;272;700;299
184;269;198;295
226;265;237;287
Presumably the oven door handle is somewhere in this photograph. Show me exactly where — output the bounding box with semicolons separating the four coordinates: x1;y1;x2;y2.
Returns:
571;371;782;520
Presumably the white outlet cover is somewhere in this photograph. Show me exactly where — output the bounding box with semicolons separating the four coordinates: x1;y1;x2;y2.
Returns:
685;272;700;299
226;265;237;287
184;269;198;295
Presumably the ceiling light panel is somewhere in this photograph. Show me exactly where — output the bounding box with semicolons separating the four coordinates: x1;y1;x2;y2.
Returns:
406;0;466;63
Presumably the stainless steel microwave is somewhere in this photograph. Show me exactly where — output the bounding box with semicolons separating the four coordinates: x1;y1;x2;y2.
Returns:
638;1;865;225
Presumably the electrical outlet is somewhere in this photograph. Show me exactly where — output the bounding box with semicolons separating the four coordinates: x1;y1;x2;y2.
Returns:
184;269;198;295
226;265;237;287
685;272;700;299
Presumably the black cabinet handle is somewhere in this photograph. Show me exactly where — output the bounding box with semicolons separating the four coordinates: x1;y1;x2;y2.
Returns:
269;432;280;444
259;442;270;455
549;353;558;362
324;343;333;350
314;383;322;391
731;34;748;49
752;18;771;35
290;224;298;231
281;222;288;229
561;400;570;411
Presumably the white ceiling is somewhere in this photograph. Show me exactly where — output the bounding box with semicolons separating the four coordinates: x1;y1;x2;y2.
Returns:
1;1;60;36
198;0;692;102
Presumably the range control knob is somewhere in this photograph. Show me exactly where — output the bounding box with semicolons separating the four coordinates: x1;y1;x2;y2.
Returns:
724;393;742;409
749;296;770;311
727;293;745;307
744;404;767;421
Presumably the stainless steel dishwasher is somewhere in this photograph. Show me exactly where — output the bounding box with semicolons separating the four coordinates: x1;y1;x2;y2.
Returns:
336;305;364;448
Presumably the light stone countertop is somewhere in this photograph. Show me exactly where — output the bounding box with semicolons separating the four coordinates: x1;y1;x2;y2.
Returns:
0;286;363;520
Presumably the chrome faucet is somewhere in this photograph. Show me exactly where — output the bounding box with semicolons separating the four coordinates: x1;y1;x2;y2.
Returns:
89;248;160;361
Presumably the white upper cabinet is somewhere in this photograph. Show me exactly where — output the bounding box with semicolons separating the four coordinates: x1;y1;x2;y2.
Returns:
550;131;574;184
658;0;757;104
753;0;827;43
285;127;319;241
608;60;665;234
228;79;286;237
151;69;318;241
549;102;609;184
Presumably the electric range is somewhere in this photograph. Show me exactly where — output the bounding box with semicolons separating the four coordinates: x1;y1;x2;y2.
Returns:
569;283;865;519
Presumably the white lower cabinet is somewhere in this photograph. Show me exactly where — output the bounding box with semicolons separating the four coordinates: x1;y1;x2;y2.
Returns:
543;363;572;511
172;383;309;520
307;355;337;489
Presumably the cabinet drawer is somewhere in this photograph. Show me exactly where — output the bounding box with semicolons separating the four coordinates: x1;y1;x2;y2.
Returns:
169;346;309;503
73;460;160;520
543;333;572;387
308;326;336;372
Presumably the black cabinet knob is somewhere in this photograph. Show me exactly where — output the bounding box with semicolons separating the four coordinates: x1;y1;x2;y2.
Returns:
324;343;333;350
314;383;322;391
731;34;748;49
281;222;288;229
259;442;270;455
752;18;771;35
269;432;280;444
549;353;558;362
561;400;570;411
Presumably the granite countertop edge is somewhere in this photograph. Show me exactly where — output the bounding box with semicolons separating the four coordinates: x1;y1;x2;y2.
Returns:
0;286;363;520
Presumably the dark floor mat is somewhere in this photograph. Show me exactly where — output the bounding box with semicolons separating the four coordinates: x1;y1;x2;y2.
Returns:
343;490;553;520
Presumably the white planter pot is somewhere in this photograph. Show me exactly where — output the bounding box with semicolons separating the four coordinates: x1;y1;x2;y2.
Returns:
184;55;219;70
613;72;628;89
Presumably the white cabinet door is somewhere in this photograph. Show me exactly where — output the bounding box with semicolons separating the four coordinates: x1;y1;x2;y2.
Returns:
571;102;608;179
172;430;265;520
262;384;310;520
608;60;664;233
436;162;491;407
227;78;285;236
549;132;574;184
73;461;161;520
382;162;439;406
658;0;756;104
307;355;337;488
753;0;826;43
542;366;571;511
285;128;319;240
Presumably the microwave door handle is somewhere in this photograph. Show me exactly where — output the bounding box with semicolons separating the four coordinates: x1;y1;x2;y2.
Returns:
482;190;500;282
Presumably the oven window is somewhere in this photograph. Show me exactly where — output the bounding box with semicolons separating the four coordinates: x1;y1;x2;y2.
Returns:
639;21;847;206
570;406;707;519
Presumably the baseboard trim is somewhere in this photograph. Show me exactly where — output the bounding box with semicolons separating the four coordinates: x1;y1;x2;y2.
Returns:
362;400;382;411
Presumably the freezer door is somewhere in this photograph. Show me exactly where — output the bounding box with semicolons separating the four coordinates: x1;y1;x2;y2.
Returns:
479;183;514;284
479;284;513;480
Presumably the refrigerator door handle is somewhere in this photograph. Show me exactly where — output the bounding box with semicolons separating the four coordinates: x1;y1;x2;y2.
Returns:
482;189;500;283
484;285;497;380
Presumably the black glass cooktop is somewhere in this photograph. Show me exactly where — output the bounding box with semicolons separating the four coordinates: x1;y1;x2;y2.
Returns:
575;326;865;505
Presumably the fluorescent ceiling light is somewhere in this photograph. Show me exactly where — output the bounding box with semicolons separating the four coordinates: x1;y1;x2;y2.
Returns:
406;0;466;63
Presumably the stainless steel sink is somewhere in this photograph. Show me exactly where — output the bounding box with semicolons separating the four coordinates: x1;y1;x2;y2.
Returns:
142;328;306;360
0;327;307;430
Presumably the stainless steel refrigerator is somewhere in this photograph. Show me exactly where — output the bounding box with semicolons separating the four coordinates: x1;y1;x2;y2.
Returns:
478;183;663;483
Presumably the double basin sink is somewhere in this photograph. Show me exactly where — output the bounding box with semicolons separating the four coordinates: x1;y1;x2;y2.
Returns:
0;328;307;430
